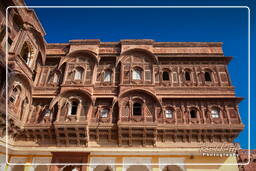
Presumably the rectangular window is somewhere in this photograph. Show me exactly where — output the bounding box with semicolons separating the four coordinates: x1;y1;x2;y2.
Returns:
165;109;173;118
145;70;151;81
103;71;111;82
101;109;109;118
133;70;141;80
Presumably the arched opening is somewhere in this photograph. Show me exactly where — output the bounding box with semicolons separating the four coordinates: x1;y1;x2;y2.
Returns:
48;71;60;84
211;108;220;118
162;71;170;81
127;165;149;171
74;67;84;80
53;73;59;83
133;102;142;116
190;109;197;118
204;72;212;81
68;101;79;115
9;85;21;103
20;97;29;120
132;68;142;80
163;165;183;171
165;108;173;118
94;165;113;171
185;71;191;81
20;42;32;65
103;70;112;82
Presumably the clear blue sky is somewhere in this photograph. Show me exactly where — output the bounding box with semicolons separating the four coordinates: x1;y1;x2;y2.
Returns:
24;0;255;149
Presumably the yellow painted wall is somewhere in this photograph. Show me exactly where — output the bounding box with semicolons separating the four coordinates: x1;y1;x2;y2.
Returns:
2;153;239;171
185;156;239;171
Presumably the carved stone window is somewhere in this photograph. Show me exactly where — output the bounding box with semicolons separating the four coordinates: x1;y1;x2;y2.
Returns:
190;109;197;118
101;108;109;118
205;72;212;82
163;71;170;81
48;71;60;84
53;73;59;83
132;68;142;80
20;42;33;65
185;71;191;81
165;109;173;118
68;100;79;115
133;102;142;116
103;70;112;82
74;67;84;80
20;97;29;120
211;109;220;118
9;85;21;103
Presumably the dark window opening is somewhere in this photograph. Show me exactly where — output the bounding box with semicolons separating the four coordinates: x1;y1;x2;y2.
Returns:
133;103;142;116
205;72;212;81
71;101;78;115
8;37;13;45
9;97;15;103
190;110;197;118
185;71;191;81
13;87;18;93
21;44;29;63
162;71;170;81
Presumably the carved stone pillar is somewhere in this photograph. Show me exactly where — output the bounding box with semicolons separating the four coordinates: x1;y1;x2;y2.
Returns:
77;99;82;122
223;104;231;124
92;64;97;85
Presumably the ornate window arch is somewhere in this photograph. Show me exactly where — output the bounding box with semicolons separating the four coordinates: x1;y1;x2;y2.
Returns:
204;69;213;82
132;98;144;116
165;107;174;119
184;69;191;81
48;70;61;84
74;67;84;80
211;107;221;118
103;69;112;82
9;85;22;104
162;69;171;81
68;98;80;116
20;42;34;66
132;67;143;80
189;107;198;119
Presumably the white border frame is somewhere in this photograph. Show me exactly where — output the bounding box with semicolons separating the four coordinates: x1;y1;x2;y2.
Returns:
5;6;250;166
